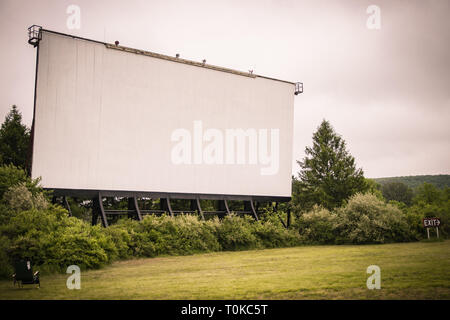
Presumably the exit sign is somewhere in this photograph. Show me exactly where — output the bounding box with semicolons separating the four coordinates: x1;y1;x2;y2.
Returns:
423;218;441;228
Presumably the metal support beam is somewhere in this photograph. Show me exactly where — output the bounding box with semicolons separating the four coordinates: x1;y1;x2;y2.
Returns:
196;198;205;220
167;198;174;217
128;197;142;221
134;196;143;221
63;196;72;217
249;200;258;221
93;193;108;227
190;199;204;220
224;200;230;215
274;202;286;228
160;198;174;217
218;200;230;215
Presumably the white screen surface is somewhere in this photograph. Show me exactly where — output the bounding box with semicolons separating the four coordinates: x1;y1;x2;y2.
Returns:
31;31;295;198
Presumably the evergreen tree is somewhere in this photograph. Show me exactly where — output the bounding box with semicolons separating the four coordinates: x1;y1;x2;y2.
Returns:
0;105;31;170
296;120;368;210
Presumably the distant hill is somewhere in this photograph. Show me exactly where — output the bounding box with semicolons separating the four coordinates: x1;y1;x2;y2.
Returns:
373;175;450;190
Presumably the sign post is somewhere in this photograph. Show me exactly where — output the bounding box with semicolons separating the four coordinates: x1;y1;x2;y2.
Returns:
422;217;441;239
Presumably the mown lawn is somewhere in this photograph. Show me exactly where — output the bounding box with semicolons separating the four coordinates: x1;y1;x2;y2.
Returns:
1;240;449;299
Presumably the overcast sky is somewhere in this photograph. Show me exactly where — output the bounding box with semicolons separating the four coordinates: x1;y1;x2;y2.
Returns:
0;0;449;178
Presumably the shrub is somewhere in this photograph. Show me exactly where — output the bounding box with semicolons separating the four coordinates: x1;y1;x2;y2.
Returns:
0;206;116;275
0;164;42;199
0;235;12;278
334;193;413;244
109;215;221;258
294;206;338;244
259;206;290;228
0;164;28;198
138;214;221;256
251;219;301;248
44;222;113;269
102;223;133;259
404;209;425;240
0;202;14;226
215;214;260;250
4;182;48;212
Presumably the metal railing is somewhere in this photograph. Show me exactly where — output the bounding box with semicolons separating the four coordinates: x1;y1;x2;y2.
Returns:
295;82;303;95
28;25;42;47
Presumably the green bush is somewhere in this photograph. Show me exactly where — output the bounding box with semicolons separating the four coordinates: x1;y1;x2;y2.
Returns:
0;202;13;226
292;193;416;245
43;223;112;270
0;164;42;199
138;214;221;256
294;206;338;244
108;215;221;258
334;193;413;244
4;182;48;212
0;235;12;278
214;214;260;250
258;206;290;228
251;219;301;248
0;206;117;275
102;223;133;259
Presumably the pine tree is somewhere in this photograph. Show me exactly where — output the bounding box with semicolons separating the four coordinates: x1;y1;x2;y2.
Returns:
296;120;368;210
0;105;31;170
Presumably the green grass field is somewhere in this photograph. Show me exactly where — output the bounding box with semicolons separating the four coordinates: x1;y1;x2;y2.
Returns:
1;240;449;300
